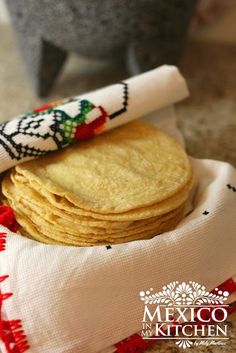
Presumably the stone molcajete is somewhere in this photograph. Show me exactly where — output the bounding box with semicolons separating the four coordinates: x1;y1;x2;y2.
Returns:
7;0;196;96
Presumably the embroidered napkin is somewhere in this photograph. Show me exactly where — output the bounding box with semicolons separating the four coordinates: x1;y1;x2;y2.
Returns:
0;68;235;353
0;65;188;174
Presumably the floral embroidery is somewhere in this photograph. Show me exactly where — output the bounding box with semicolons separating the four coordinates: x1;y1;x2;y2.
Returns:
0;82;129;167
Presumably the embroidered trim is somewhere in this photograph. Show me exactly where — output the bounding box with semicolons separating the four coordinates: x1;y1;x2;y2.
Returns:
227;184;236;192
0;205;19;233
0;208;30;352
109;82;129;119
0;97;109;163
116;333;149;353
0;232;7;251
0;276;30;353
0;82;130;168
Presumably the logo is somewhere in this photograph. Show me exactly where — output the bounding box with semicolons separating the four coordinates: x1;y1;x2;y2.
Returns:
140;281;229;349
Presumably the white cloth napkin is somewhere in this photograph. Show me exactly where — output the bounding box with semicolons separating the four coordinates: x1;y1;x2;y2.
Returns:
0;70;235;353
0;65;188;174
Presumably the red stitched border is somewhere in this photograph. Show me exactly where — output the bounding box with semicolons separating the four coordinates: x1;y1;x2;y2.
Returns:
116;278;236;353
0;205;19;233
0;232;7;251
0;206;30;352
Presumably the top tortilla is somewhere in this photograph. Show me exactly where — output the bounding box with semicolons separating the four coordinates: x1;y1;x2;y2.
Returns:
16;121;192;214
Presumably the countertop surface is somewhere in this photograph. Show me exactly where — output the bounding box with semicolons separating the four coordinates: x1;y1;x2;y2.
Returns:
0;24;235;352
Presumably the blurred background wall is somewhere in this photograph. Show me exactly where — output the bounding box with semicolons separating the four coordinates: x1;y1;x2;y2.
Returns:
0;0;8;23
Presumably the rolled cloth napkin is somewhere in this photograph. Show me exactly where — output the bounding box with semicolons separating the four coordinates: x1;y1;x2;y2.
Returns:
0;65;188;174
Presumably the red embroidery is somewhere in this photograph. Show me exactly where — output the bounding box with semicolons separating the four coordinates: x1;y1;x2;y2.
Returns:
116;333;150;353
116;278;236;353
75;106;108;141
0;233;7;251
33;99;63;113
212;278;236;296
0;276;29;352
0;205;19;233
0;209;30;352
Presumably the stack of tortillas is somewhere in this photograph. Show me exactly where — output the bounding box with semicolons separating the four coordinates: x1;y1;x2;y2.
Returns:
1;121;193;246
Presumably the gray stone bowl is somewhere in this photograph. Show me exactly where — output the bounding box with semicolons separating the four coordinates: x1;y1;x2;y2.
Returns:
6;0;197;96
